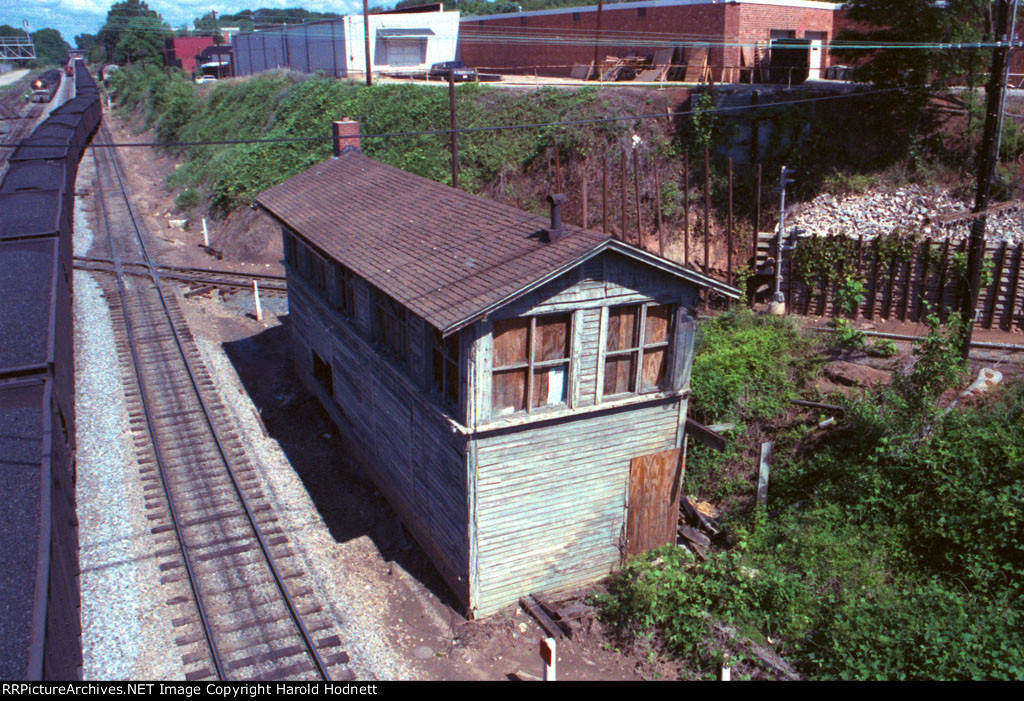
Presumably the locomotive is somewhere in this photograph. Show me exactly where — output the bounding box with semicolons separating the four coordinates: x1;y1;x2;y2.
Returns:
29;69;62;103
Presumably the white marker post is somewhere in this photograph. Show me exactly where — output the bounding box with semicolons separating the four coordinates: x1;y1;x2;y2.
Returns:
252;279;263;321
540;637;556;681
202;218;209;247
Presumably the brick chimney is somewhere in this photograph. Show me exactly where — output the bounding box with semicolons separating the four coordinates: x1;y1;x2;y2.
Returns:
332;117;361;157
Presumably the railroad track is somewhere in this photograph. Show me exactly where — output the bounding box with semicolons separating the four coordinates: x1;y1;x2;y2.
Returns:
74;256;288;294
89;122;352;681
0;102;43;173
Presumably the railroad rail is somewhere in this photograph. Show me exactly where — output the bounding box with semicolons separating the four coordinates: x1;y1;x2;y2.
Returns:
0;102;43;173
89;122;351;681
73;256;288;293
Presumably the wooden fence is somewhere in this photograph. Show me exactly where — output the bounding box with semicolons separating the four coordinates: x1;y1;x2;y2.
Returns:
755;232;1024;331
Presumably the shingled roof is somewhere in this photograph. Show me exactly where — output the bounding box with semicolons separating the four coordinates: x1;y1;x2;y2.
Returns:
257;151;737;334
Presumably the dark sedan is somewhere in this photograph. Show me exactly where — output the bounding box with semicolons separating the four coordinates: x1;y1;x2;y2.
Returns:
428;61;478;81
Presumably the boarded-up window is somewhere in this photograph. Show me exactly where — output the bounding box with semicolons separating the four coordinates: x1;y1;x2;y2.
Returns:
333;262;355;317
312;350;333;396
431;328;461;411
374;290;407;365
603;303;675;399
492;313;572;416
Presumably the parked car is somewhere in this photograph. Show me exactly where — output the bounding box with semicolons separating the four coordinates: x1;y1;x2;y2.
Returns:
428;61;477;81
195;75;218;84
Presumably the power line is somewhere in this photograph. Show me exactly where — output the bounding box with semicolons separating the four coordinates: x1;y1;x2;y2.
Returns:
3;85;911;151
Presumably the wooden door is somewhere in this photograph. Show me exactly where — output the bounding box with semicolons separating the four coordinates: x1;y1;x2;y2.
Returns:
625;448;683;557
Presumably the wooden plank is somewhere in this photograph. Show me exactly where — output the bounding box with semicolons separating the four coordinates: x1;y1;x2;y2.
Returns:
625;448;683;556
685;417;727;451
867;238;880;320
756;441;772;507
520;595;566;640
1005;243;1022;330
936;238;951;320
986;240;1008;329
916;238;932;321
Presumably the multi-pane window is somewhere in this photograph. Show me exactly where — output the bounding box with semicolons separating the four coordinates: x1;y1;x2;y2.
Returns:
431;328;461;410
492;313;571;416
374;291;407;363
333;262;355;316
603;303;675;398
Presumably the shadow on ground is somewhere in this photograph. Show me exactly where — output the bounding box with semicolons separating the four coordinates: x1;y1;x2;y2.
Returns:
221;315;464;616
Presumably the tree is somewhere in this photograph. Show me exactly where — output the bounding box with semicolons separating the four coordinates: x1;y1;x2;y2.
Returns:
30;28;71;66
98;0;160;63
116;15;167;66
835;1;992;89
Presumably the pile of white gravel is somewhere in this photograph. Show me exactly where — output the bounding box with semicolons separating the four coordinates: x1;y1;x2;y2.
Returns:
787;185;1024;242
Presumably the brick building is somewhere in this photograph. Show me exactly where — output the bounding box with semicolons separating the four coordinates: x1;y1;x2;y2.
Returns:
458;0;845;82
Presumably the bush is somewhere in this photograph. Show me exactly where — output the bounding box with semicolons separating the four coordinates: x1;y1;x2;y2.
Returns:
174;188;201;211
690;308;812;423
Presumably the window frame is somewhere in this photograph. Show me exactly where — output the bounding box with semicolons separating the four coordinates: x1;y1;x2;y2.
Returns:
601;302;676;401
332;261;356;317
491;313;574;417
373;289;408;366
430;327;462;412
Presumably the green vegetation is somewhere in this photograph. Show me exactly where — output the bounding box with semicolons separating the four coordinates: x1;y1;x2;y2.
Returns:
600;311;1024;679
109;66;656;214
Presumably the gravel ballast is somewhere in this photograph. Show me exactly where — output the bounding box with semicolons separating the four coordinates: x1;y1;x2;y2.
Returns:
74;162;184;681
789;185;1024;242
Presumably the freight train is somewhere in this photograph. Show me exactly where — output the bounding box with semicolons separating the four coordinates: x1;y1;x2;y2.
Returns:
29;69;62;103
0;58;100;681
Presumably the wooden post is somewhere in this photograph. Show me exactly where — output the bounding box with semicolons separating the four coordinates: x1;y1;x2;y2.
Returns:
866;238;880;320
633;147;642;247
727;158;733;285
753;162;761;264
654;154;663;238
252;280;263;321
986;240;1008;328
554;140;563;193
1006;243;1022;330
449;68;459;189
581;157;588;228
621;148;627;241
363;0;372;86
602;153;608;235
917;238;932;321
684;152;690;266
937;238;951;320
703;148;710;279
899;253;912;322
750;89;760;163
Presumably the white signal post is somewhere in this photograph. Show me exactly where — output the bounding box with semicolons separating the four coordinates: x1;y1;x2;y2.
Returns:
540;637;556;681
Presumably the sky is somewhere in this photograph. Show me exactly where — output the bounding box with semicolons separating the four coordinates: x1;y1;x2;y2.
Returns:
1;1;376;46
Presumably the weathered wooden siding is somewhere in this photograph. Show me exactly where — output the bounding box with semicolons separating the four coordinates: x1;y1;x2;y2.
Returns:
471;399;683;615
287;271;471;602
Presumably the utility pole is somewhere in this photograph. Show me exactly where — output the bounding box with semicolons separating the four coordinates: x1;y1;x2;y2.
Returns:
363;0;373;86
449;68;459;189
593;0;604;81
962;0;1012;357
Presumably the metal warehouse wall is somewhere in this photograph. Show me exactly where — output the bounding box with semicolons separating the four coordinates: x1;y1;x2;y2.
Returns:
235;20;348;77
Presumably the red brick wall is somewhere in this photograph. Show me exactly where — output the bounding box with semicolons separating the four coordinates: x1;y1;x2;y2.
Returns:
458;4;728;78
459;2;843;81
732;3;836;74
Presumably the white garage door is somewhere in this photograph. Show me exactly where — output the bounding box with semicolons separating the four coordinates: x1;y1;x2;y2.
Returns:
386;39;424;67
